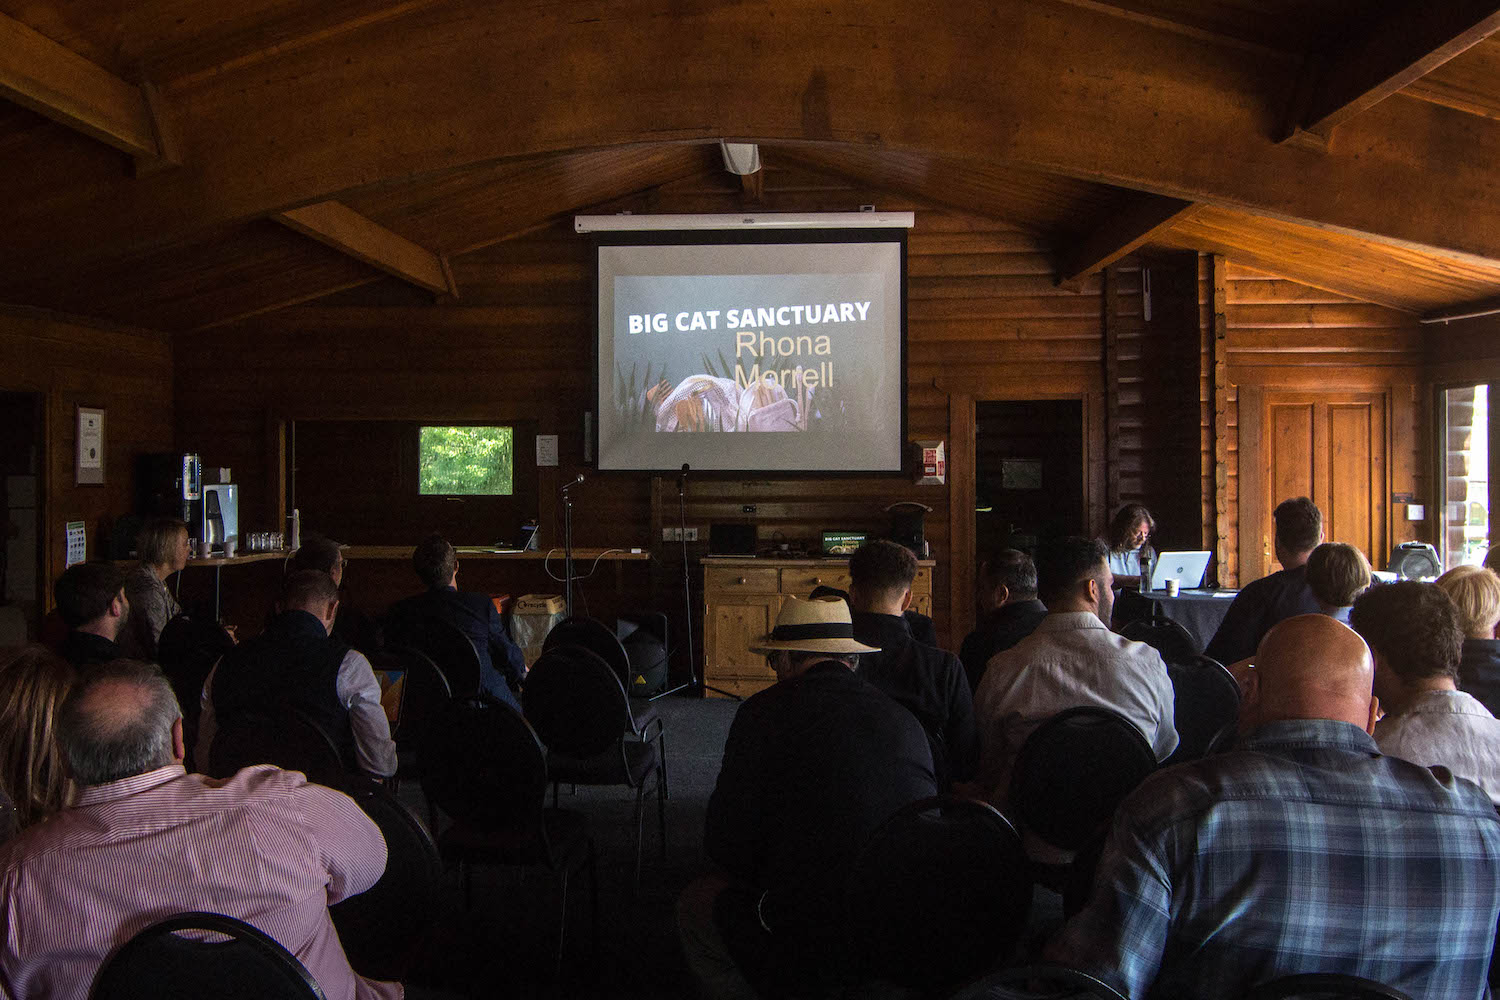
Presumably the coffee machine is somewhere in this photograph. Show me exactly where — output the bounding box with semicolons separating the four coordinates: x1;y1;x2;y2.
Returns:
200;483;239;553
137;453;201;522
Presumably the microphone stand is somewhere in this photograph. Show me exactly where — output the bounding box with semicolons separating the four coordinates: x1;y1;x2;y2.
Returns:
652;463;741;701
560;476;584;618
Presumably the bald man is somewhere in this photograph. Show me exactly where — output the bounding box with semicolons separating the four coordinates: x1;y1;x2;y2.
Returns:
1048;615;1500;1000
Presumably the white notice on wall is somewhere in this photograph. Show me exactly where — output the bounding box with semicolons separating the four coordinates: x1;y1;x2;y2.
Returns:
78;413;103;470
535;434;559;467
65;521;87;568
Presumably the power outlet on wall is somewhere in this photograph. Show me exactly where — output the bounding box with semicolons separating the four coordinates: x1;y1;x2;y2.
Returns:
662;527;682;542
684;527;698;541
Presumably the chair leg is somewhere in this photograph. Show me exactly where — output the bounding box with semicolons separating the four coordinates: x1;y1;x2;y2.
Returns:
656;764;668;862
554;865;570;984
657;731;670;800
587;841;600;966
633;779;648;896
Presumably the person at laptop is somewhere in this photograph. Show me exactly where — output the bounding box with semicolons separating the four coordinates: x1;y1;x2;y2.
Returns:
1205;497;1324;667
1105;504;1156;590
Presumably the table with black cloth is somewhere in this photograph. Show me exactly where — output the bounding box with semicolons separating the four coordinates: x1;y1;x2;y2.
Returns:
1113;588;1239;656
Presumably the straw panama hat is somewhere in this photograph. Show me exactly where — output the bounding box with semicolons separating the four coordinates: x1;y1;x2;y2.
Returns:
750;595;880;655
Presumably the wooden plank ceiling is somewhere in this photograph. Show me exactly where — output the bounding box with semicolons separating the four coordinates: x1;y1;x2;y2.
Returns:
3;0;1500;330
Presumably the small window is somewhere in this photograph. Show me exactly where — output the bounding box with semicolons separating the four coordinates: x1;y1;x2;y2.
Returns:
418;425;514;496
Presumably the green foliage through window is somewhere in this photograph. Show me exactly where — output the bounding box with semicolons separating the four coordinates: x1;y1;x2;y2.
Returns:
419;426;513;495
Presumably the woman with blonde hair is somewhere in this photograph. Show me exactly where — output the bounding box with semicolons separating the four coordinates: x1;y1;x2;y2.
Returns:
1436;564;1500;717
120;516;190;660
0;645;76;838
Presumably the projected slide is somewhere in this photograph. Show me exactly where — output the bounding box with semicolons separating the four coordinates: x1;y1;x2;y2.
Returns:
596;239;904;472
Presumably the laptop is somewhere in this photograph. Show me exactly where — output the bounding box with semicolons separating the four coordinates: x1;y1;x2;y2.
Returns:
1147;551;1212;591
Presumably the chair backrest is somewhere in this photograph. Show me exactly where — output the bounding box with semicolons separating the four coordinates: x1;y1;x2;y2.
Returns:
846;795;1032;991
542;616;631;682
390;617;482;697
949;963;1129;1000
156;616;235;718
329;778;442;982
207;707;345;787
1244;973;1415;1000
1009;707;1158;851
524;645;635;756
90;911;325;1000
1163;655;1242;766
383;644;453;748
419;696;549;831
1120;615;1199;666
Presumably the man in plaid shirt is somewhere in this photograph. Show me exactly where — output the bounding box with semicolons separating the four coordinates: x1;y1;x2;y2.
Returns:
1049;613;1500;1000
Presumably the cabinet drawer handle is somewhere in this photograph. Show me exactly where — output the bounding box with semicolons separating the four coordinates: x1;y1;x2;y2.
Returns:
737;577;748;585
812;577;821;585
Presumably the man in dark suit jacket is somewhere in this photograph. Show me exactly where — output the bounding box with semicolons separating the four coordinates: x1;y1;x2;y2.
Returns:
385;533;527;711
679;595;937;998
53;562;130;669
960;548;1048;692
1205;497;1324;666
849;539;978;788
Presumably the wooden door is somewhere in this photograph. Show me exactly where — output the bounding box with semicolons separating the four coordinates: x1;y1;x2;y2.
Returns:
1241;389;1387;580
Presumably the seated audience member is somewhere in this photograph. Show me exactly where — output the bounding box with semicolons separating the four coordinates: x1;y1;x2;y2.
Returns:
1048;614;1500;999
198;570;396;779
1304;541;1371;623
1105;503;1156;587
290;534;381;652
1204;496;1323;665
848;539;978;787
53;562;130;669
385;533;526;710
0;660;399;1000
1351;580;1500;805
973;536;1177;807
0;647;75;841
678;596;936;999
960;548;1047;692
119;516;189;660
1438;565;1500;717
1485;543;1500;575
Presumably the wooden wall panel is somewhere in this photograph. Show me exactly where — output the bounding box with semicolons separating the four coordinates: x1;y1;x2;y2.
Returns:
0;306;174;599
1219;263;1425;580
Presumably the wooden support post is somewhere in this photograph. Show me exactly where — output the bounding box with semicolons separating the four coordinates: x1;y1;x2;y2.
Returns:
1211;254;1233;587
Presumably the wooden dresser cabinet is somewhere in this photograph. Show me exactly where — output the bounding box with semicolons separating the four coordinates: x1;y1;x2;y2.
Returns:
701;557;934;699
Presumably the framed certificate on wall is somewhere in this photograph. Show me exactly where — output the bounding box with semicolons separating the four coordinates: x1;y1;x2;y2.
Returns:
76;406;105;485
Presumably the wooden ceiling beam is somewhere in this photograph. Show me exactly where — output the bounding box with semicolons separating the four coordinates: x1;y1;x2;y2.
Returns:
9;1;1500;280
1282;1;1500;145
1055;196;1201;288
272;201;454;297
0;12;172;166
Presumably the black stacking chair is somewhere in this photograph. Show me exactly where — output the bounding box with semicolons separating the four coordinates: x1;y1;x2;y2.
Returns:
330;778;443;982
543;615;661;727
155;615;235;770
388;617;482;697
523;645;666;893
1163;654;1242;766
1244;974;1415;1000
1120;614;1199;666
90;911;324;1000
949;963;1128;1000
846;796;1032;994
372;645;450;819
1009;707;1158;908
206;706;345;787
419;696;598;980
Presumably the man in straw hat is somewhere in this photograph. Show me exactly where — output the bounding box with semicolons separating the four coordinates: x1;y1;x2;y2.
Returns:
678;596;937;999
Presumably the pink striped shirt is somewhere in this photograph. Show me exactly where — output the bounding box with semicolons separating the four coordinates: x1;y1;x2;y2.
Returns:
0;764;401;1000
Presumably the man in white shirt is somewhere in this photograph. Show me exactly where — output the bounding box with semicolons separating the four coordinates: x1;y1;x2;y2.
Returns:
1350;579;1500;805
197;570;396;778
973;536;1177;807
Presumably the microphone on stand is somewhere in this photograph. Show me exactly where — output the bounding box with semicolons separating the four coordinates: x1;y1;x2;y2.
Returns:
678;462;690;494
561;473;585;491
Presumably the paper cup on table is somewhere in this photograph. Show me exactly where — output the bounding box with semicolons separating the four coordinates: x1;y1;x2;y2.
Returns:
223;537;237;558
1165;578;1180;597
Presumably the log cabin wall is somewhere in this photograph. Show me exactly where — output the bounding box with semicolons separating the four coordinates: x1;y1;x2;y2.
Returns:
1425;317;1500;562
0;307;174;592
175;166;1113;649
1212;261;1427;585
